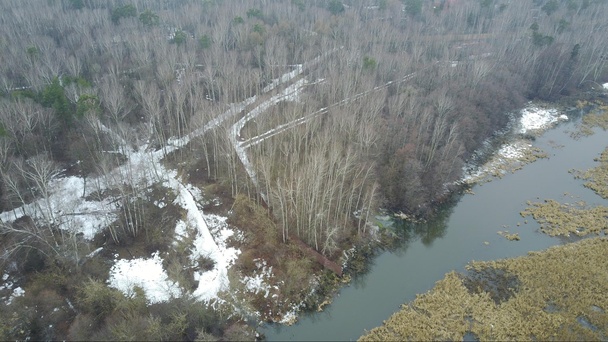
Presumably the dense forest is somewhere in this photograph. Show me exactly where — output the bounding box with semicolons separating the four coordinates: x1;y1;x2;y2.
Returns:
0;0;606;340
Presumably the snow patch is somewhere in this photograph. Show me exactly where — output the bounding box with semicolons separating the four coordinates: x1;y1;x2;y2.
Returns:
461;104;565;184
519;106;567;134
497;143;525;159
174;220;188;242
279;304;303;325
603;83;608;90
108;251;181;304
0;175;119;240
1;273;24;305
170;181;240;302
241;259;274;298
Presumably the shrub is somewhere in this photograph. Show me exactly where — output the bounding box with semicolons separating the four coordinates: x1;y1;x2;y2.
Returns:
67;314;95;340
327;0;344;15
111;4;137;24
139;9;159;27
76;279;123;321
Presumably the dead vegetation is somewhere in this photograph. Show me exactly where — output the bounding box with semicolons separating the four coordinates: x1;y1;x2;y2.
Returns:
573;99;608;137
497;230;521;241
466;141;549;185
520;118;608;238
572;146;608;200
520;200;608;237
360;237;608;341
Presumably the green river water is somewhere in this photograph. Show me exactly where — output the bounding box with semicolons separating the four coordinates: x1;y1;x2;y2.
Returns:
262;113;608;341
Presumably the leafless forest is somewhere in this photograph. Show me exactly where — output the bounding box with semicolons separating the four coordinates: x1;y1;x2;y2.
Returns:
0;0;606;340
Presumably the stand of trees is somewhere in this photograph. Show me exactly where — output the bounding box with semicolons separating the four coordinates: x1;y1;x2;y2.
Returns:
0;0;606;339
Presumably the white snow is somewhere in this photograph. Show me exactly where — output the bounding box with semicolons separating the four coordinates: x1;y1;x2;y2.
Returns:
603;83;608;90
86;247;104;258
172;182;240;302
2;272;25;305
241;259;274;298
279;306;301;325
174;220;188;242
497;142;525;159
10;287;25;302
519;105;567;134
0;175;119;240
262;65;303;93
108;251;181;304
462;103;566;184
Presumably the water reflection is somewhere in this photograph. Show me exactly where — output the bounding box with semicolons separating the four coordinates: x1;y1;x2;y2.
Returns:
387;193;462;253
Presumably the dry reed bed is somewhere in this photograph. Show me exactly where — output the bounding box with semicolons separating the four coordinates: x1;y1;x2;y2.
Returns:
520;200;608;237
360;237;608;341
574;99;608;137
573;146;608;200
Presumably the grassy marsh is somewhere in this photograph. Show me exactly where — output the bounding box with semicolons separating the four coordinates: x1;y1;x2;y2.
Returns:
573;146;608;200
359;237;608;341
520;200;608;237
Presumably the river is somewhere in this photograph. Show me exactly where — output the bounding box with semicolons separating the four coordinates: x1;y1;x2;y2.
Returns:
261;111;608;341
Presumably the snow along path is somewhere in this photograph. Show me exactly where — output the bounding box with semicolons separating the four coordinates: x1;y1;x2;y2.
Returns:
165;63;304;149
167;173;240;302
0;55;331;305
230;79;308;202
101;155;241;303
0;62;322;304
0;59;310;233
241;70;420;149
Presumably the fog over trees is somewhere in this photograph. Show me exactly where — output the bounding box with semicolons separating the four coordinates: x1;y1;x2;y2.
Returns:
0;0;606;340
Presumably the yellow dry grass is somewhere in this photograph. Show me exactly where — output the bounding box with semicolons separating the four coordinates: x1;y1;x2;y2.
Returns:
573;100;608;137
520;199;608;237
359;237;608;341
574;146;608;200
497;230;520;241
520;142;608;238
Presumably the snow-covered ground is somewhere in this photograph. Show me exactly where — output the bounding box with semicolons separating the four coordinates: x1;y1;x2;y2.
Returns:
241;259;274;298
108;252;182;303
518;105;568;134
462;104;567;184
0;273;24;305
603;82;608;90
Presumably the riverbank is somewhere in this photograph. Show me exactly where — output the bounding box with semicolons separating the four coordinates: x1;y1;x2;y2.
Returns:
359;98;608;341
262;91;608;340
